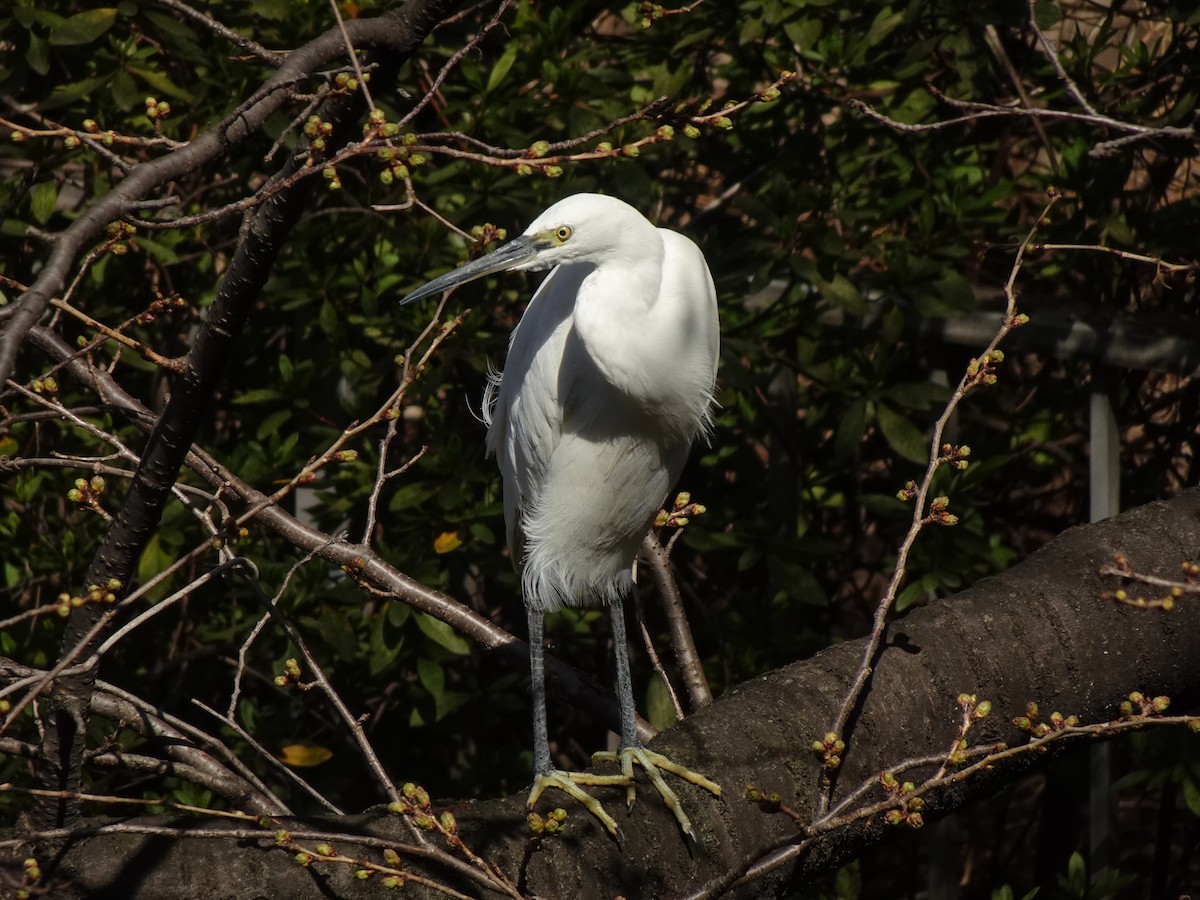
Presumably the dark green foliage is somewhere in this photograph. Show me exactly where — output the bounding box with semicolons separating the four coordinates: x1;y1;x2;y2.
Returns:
2;0;1198;893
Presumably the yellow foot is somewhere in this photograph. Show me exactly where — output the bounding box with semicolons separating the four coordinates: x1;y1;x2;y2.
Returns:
528;769;632;837
591;746;722;839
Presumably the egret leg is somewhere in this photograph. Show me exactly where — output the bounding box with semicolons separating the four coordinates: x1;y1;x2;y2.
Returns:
592;599;722;839
526;607;630;837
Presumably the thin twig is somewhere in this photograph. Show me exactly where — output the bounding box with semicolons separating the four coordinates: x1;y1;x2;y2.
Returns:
227;545;331;718
639;531;712;709
327;0;376;111
1026;0;1099;116
399;0;516;128
153;0;284;65
633;590;685;722
816;192;1061;816
193;700;343;815
222;566;406;811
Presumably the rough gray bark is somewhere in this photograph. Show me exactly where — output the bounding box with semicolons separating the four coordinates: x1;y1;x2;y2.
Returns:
18;488;1200;898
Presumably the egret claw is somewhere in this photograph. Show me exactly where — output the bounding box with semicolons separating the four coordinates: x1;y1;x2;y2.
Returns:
591;746;722;839
528;769;632;837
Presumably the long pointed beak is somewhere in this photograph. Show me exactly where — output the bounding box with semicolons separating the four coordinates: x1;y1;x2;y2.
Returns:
399;235;544;305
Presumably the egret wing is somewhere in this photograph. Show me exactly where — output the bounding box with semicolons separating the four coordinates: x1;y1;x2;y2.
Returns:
485;264;593;559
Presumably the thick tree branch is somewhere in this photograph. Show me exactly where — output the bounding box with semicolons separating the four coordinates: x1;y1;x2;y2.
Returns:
17;489;1200;897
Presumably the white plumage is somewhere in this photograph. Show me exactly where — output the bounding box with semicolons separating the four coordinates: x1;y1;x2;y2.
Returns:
401;193;721;837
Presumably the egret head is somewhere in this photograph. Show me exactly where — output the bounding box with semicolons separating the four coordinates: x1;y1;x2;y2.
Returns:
399;194;653;305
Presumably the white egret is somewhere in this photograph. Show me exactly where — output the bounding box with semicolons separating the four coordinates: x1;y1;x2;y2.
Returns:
400;193;721;837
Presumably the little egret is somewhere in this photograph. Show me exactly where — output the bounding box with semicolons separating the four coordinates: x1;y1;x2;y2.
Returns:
400;193;721;837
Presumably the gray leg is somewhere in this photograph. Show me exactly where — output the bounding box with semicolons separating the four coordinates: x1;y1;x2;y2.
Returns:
527;607;552;776
607;599;641;749
525;605;631;837
592;596;722;838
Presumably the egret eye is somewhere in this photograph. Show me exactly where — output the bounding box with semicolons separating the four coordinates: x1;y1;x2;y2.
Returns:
554;225;573;242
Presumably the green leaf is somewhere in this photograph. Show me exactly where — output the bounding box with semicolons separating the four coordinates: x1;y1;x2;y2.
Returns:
876;403;928;464
130;65;195;102
110;70;139;109
29;181;57;225
415;612;471;655
26;33;50;75
834;397;868;460
318;299;341;340
866;9;903;47
386;601;411;628
368;609;403;676
310;607;359;661
388;481;438;512
835;861;861;900
232;388;283;405
881;381;950;410
1032;0;1062;31
1182;775;1200;817
418;656;445;700
41;75;109;111
645;674;676;731
486;43;519;94
251;0;290;20
49;8;118;45
136;532;174;602
255;409;291;441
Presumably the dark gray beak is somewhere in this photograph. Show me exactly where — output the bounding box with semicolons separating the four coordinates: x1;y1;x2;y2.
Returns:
399;235;543;305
